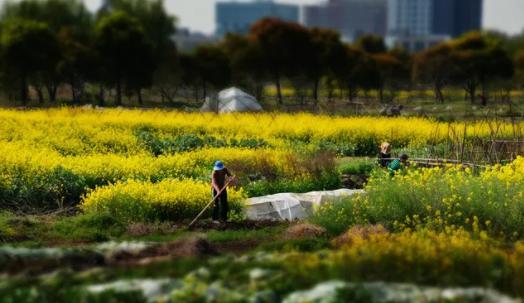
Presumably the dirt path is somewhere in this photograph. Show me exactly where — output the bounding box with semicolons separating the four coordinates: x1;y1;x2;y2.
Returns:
1;220;289;275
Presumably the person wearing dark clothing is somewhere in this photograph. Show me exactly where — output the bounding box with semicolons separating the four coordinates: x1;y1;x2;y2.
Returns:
211;160;232;222
378;142;392;168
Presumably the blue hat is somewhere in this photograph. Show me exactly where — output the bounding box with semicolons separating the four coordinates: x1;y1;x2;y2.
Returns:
213;161;225;171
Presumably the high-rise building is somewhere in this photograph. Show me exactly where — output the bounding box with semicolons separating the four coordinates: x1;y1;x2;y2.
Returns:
387;0;483;51
387;0;433;36
215;0;299;37
433;0;483;37
174;28;218;52
303;0;387;42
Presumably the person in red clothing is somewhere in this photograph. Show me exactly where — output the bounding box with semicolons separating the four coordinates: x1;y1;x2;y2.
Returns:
211;160;232;222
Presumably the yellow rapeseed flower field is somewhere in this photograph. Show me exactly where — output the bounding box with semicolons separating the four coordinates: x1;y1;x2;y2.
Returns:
313;156;524;237
0;108;522;221
81;179;246;222
0;108;521;154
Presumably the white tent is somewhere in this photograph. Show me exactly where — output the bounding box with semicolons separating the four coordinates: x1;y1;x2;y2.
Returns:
201;87;263;113
245;189;364;221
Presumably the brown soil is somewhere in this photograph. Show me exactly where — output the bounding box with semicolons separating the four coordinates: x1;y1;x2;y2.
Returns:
109;236;218;265
341;174;369;189
187;219;283;231
214;238;264;255
332;224;389;247
2;220;288;274
120;221;288;264
118;220;287;263
1;251;106;275
283;223;326;240
126;222;178;237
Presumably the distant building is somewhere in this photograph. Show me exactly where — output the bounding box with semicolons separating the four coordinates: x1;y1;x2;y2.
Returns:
387;0;483;51
174;28;218;52
215;0;299;37
433;0;483;37
385;34;449;52
387;0;433;37
303;0;387;42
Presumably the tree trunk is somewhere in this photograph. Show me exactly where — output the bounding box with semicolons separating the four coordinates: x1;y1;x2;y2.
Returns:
160;88;175;104
78;82;85;103
327;87;334;103
99;84;105;107
137;88;143;105
481;80;488;106
46;83;57;103
70;82;78;104
434;81;444;104
465;80;477;104
115;80;122;106
299;87;306;106
275;75;283;105
70;79;84;104
202;81;207;101
326;79;334;103
193;86;199;102
36;86;45;104
312;78;319;105
379;86;385;103
348;86;357;102
255;82;263;102
20;76;28;105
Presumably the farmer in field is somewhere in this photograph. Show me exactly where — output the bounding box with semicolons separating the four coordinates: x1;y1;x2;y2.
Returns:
211;160;233;223
388;154;409;177
378;142;392;167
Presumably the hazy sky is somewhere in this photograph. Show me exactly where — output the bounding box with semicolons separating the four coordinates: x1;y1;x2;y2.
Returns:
1;0;524;35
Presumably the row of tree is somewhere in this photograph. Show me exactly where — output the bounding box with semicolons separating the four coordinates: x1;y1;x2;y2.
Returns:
0;0;523;106
222;21;519;106
0;0;175;105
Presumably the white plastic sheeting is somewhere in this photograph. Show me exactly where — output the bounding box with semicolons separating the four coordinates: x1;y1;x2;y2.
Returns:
283;281;520;303
245;189;363;221
87;279;177;300
201;87;263;113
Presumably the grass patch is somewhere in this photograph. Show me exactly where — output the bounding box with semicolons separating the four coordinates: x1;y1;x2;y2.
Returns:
0;212;51;245
50;212;126;242
310;199;360;236
258;237;331;252
337;158;376;175
206;226;286;243
1;212;129;245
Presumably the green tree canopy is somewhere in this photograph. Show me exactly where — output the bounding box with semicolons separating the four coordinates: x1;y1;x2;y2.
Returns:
192;45;231;100
94;11;154;105
250;18;313;104
413;43;453;103
449;32;514;105
333;45;365;101
1;0;94;102
1;0;93;39
0;19;61;103
99;0;176;56
100;0;177;104
370;52;402;102
222;34;267;100
356;35;387;54
308;28;347;102
516;48;524;85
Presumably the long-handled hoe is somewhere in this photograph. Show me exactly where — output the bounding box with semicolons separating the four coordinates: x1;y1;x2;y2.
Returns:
188;177;234;228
